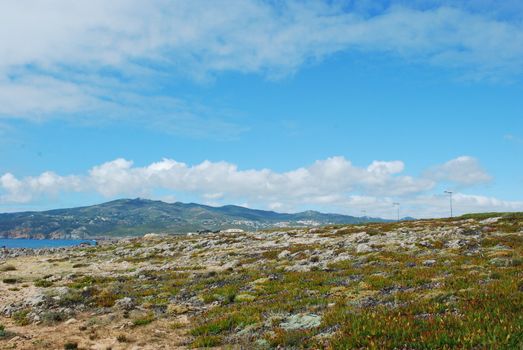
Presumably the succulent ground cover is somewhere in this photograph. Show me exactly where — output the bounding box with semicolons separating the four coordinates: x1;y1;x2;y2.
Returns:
0;213;522;349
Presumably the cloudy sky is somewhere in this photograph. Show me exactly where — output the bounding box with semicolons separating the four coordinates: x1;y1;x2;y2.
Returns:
1;0;522;218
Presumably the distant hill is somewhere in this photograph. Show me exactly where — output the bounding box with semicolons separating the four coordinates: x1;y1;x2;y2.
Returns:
0;198;389;239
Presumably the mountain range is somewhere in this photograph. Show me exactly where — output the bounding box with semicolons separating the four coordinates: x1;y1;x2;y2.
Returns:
0;198;393;239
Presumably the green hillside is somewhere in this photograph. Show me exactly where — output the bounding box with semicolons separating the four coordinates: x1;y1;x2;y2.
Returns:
0;198;386;239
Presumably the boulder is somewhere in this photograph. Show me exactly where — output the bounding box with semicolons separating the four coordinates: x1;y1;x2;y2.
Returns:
356;243;374;254
115;297;135;311
277;250;291;260
280;313;321;330
423;259;437;267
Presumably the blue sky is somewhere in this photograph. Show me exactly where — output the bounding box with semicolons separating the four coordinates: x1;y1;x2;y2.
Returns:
0;0;522;218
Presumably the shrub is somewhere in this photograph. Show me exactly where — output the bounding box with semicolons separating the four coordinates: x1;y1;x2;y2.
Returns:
72;263;89;268
117;334;128;343
13;309;30;326
191;311;259;337
42;311;67;325
267;329;313;348
35;279;53;288
132;313;155;327
2;278;19;284
0;265;16;272
59;289;84;307
192;335;222;348
94;289;118;308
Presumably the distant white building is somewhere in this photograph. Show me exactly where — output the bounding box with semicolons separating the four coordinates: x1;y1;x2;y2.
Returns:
220;228;245;234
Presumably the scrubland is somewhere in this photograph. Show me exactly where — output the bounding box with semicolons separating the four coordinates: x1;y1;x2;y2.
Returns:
1;214;522;349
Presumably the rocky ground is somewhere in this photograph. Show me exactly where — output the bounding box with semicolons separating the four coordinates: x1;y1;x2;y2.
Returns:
0;213;522;349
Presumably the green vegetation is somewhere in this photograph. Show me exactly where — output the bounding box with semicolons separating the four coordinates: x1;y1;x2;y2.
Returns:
41;311;67;325
2;214;522;348
192;335;223;347
71;263;89;268
117;334;128;343
2;278;19;284
132;313;155;327
34;279;53;287
94;288;119;308
0;264;17;272
13;309;31;326
0;198;383;238
191;310;260;337
63;342;78;350
185;221;523;348
459;212;523;220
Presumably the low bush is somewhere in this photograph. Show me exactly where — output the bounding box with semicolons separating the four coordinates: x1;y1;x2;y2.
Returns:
42;311;67;325
13;309;30;326
117;334;128;343
132;313;155;327
192;335;222;348
0;265;16;272
3;278;19;284
63;342;78;349
34;279;53;288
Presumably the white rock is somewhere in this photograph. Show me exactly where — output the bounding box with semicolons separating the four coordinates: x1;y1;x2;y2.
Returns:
221;228;245;234
277;250;291;259
27;294;46;307
64;318;77;325
356;243;374;254
143;233;161;240
479;217;501;225
115;297;135;310
222;259;240;270
280;314;322;330
353;232;370;243
423;259;437;267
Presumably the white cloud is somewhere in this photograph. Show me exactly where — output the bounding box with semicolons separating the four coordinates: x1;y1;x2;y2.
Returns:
0;1;522;122
0;173;26;203
0;171;82;203
2;156;427;205
1;155;518;218
367;161;404;175
404;193;523;219
426;156;492;186
505;134;523;145
0;76;101;118
453;193;521;208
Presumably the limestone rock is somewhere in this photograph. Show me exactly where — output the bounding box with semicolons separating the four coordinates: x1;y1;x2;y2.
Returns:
280;313;321;330
423;259;437;267
277;250;291;260
115;297;135;311
356;243;374;254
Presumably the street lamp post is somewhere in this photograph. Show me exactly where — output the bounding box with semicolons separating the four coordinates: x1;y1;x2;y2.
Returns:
393;202;400;222
444;191;453;218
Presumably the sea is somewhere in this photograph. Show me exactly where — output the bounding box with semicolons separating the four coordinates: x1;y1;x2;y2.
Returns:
0;239;96;249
